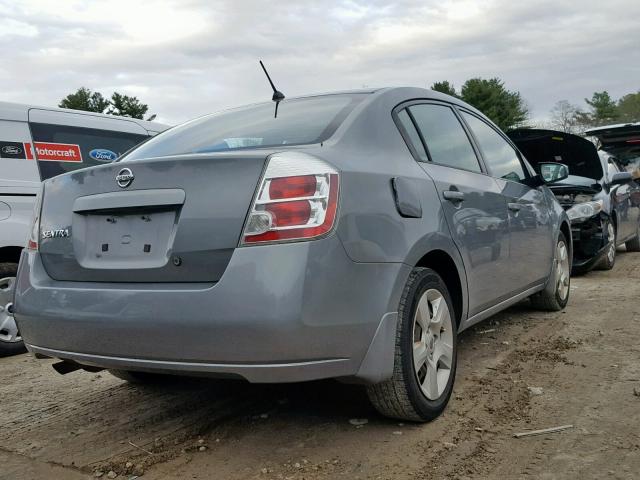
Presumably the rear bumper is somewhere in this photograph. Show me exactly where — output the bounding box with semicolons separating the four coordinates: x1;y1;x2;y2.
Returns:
26;344;355;383
14;235;409;383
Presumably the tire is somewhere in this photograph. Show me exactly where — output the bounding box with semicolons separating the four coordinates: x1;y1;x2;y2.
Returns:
0;262;26;357
625;223;640;252
367;268;457;422
597;221;616;270
109;369;171;384
530;232;571;311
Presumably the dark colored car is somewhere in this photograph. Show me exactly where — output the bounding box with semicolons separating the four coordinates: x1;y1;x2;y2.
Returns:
509;129;640;273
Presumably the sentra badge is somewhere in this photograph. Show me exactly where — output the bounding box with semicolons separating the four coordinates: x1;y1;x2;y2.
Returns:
42;229;70;239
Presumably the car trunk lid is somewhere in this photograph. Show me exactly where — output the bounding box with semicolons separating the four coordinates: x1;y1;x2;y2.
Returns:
586;123;640;177
39;152;269;282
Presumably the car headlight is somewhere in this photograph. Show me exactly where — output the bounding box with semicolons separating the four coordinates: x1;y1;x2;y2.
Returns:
566;199;604;221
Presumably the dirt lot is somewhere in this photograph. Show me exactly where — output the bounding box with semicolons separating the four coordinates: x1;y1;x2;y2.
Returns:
2;250;639;480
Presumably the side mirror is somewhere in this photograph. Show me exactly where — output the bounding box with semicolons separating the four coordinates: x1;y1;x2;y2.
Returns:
539;162;569;184
610;171;633;186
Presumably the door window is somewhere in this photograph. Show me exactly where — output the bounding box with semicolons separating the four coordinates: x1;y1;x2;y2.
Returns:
29;123;149;180
396;109;428;161
407;104;481;173
461;112;526;183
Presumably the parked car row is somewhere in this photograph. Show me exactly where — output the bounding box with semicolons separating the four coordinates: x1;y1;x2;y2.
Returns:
508;128;640;273
4;88;639;422
0;102;168;356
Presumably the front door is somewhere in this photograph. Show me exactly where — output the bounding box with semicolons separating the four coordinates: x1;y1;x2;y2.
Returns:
459;110;554;291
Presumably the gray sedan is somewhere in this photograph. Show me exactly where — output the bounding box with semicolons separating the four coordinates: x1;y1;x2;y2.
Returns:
13;87;571;421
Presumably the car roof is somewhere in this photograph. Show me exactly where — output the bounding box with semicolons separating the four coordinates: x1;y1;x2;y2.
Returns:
240;86;477;109
293;86;475;106
0;100;169;133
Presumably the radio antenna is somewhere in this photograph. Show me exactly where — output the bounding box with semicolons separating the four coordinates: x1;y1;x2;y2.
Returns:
259;60;285;102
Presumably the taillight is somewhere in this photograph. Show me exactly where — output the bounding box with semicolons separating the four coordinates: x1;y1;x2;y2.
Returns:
26;185;44;251
241;152;339;245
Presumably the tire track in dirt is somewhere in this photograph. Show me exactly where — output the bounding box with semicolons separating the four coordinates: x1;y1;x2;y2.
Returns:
3;250;640;479
0;361;267;477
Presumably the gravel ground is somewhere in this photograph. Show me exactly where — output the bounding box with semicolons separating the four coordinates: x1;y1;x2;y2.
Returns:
2;249;639;480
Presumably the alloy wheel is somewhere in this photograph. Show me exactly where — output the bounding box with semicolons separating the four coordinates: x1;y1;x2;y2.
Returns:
556;241;570;301
0;277;20;343
606;223;616;264
412;288;454;400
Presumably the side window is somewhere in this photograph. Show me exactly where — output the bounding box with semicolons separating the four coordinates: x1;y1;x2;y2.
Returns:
396;109;428;161
607;160;619;178
461;112;526;183
408;104;481;173
29;123;149;180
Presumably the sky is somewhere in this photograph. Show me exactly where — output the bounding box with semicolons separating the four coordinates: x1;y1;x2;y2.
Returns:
1;0;639;126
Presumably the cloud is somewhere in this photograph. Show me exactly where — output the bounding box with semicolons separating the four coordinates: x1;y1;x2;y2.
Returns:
1;0;638;125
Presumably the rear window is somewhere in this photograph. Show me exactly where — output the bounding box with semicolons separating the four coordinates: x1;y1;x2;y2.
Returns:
30;123;149;180
122;94;365;161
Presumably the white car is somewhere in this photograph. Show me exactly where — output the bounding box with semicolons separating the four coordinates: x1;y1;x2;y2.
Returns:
0;101;168;356
586;122;640;178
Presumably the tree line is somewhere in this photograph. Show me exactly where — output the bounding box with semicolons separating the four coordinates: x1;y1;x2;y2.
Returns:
58;87;156;121
431;78;640;134
59;82;639;134
549;91;640;134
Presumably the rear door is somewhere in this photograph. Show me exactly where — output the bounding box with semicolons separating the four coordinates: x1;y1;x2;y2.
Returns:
396;102;511;317
459;110;554;290
28;109;150;180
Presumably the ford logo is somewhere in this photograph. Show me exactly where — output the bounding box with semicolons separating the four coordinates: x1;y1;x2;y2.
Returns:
89;148;118;162
116;168;134;188
2;145;22;155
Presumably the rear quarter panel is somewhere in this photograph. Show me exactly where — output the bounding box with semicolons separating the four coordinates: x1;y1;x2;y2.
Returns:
309;88;469;321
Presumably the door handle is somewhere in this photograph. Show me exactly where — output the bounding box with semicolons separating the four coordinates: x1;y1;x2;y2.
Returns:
508;202;522;212
443;190;465;202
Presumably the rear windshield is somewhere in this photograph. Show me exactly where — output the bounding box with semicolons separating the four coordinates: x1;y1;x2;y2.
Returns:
122;94;365;161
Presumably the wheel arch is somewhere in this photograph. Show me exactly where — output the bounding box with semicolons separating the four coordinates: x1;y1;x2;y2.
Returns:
414;249;464;327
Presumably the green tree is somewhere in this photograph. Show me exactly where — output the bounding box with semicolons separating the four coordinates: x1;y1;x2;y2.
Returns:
617;91;640;123
430;80;458;97
107;92;150;119
585;91;618;126
59;88;154;120
459;78;529;131
58;87;110;113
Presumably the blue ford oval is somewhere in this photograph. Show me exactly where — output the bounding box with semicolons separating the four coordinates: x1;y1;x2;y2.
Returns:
89;148;118;162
